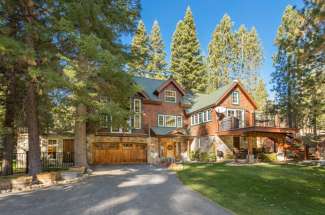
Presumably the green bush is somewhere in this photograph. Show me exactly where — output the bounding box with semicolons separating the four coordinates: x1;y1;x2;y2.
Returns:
200;152;209;162
260;153;277;162
208;151;216;162
190;150;201;161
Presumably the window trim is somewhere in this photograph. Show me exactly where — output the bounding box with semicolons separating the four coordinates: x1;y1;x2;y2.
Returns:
232;91;239;105
158;114;165;127
157;114;181;128
177;116;183;128
164;90;177;103
47;139;58;159
190;109;212;126
133;98;141;129
165;115;177;127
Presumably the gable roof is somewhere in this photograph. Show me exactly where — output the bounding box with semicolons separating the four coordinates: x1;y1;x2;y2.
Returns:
133;76;186;101
133;77;166;101
154;78;186;95
186;81;257;114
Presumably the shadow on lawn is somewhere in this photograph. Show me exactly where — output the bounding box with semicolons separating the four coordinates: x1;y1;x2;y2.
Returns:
178;163;325;215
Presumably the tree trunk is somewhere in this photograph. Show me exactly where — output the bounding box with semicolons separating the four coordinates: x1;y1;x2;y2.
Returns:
74;103;88;167
1;71;17;176
25;80;41;178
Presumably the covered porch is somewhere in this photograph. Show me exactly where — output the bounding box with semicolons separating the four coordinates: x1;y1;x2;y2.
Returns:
150;127;193;161
217;126;298;162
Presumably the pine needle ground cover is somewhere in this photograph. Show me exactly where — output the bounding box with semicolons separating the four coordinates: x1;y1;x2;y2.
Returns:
177;163;325;215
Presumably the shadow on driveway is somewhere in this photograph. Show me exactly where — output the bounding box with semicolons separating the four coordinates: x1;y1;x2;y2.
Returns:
0;165;231;215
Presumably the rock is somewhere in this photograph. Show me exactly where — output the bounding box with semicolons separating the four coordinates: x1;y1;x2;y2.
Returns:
60;171;81;180
37;172;60;185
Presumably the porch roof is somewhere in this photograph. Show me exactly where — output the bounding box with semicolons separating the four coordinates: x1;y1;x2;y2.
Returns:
151;127;189;136
216;126;298;137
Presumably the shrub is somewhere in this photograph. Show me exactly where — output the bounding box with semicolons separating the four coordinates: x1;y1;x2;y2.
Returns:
200;152;209;162
208;151;216;162
190;149;201;161
260;153;277;162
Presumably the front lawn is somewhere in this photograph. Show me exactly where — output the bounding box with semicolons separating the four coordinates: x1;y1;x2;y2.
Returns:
177;163;325;215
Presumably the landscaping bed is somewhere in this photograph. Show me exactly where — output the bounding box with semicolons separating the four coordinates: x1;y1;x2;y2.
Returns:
0;166;87;194
176;162;325;215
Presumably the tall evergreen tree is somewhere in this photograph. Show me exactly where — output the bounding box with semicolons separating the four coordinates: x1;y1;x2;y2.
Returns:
272;5;304;128
170;7;206;92
207;14;234;92
233;25;263;92
55;0;140;167
170;20;185;82
253;79;268;110
147;20;167;79
129;20;150;77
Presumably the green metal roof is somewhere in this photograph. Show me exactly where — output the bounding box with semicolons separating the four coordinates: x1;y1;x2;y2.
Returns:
151;127;177;136
186;83;234;114
132;77;165;101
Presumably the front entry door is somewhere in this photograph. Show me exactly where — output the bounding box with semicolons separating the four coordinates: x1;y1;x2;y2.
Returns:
166;142;175;159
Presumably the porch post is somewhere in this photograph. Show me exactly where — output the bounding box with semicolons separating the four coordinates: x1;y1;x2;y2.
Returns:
247;136;254;163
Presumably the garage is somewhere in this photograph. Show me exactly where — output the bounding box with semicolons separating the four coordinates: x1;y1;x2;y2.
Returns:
92;142;147;164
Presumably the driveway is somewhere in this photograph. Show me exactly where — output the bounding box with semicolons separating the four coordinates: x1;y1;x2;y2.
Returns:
0;165;231;215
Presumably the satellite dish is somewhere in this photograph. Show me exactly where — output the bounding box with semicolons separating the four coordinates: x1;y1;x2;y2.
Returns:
215;106;226;113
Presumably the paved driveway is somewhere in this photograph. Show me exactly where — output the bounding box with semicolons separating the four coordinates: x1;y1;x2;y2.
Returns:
0;165;231;215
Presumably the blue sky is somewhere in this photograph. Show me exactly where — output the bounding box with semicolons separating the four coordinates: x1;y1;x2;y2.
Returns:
131;0;304;97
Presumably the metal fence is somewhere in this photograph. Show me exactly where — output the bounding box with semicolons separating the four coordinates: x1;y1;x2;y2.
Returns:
0;152;74;175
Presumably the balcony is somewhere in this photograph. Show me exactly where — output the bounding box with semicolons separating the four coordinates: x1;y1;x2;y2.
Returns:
219;112;287;132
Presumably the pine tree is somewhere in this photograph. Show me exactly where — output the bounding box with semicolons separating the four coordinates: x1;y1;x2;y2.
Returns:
253;79;268;110
207;14;234;92
170;7;206;92
170;20;185;82
147;20;167;79
272;5;304;128
233;25;263;92
129;20;150;77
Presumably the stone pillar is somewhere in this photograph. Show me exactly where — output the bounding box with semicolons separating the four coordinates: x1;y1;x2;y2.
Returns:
247;136;254;163
147;137;159;164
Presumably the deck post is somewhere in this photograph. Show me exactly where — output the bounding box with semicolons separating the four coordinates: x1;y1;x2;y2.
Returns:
247;136;254;163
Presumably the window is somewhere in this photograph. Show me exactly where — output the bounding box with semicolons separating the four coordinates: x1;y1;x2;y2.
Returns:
158;115;165;127
190;109;212;126
133;99;141;129
158;115;180;127
198;112;203;123
177;116;183;128
207;110;212;121
164;90;176;103
48;140;57;159
166;115;176;127
232;91;239;104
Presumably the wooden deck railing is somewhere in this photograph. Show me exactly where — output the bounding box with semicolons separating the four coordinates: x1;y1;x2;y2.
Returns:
219;112;285;131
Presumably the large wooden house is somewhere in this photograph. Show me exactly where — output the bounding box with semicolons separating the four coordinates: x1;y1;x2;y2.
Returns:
17;77;298;165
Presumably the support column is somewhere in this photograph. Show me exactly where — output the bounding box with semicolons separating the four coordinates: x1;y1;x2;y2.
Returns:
247;136;254;163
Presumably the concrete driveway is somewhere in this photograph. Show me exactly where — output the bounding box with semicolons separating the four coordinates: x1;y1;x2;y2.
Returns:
0;165;231;215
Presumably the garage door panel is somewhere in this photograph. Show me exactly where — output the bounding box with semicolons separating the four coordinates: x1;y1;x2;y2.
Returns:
93;142;147;164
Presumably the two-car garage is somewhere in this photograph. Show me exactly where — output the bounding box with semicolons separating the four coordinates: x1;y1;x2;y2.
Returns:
92;142;147;164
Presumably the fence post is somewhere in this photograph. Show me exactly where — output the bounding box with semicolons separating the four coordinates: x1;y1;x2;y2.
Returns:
26;151;29;174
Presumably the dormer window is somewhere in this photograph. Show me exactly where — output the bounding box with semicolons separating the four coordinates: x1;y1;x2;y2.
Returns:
165;90;176;103
232;91;239;105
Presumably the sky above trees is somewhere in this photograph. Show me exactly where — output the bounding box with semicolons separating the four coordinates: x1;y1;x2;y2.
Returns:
124;0;303;98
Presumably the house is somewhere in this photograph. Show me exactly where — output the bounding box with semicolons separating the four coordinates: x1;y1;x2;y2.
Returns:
17;77;297;165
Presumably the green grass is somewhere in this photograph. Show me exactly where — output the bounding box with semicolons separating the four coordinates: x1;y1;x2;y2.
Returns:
177;163;325;215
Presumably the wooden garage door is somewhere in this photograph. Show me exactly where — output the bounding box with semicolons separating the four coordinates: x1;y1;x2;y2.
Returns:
93;142;147;164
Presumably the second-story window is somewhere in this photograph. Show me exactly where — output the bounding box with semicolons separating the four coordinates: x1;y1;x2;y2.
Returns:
158;114;181;127
177;116;183;128
165;90;176;103
232;91;239;104
191;109;212;126
133;99;141;129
